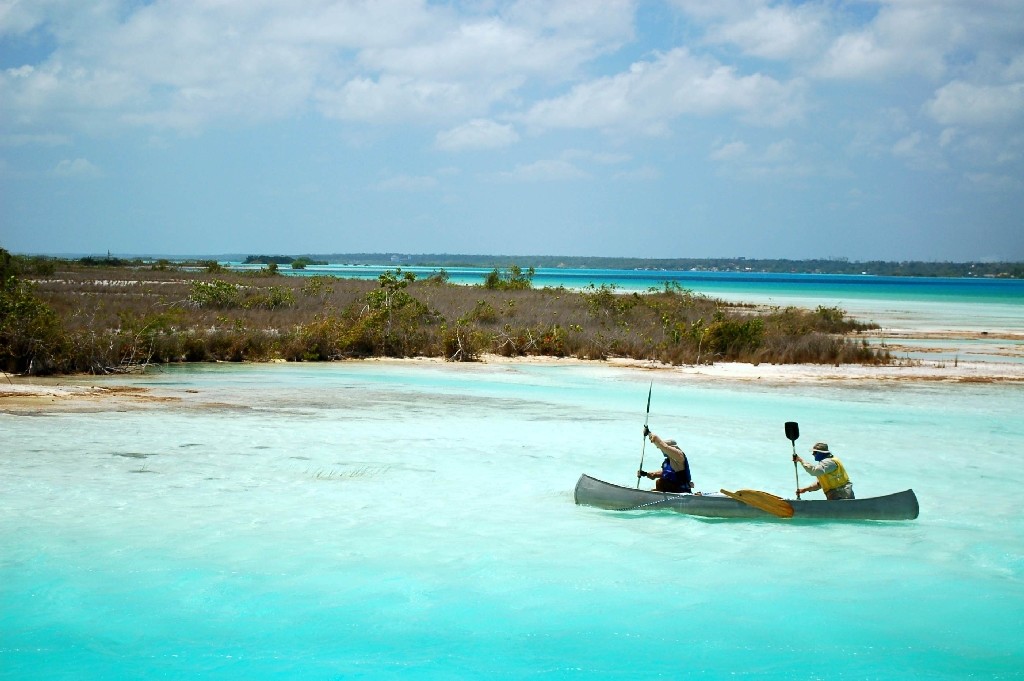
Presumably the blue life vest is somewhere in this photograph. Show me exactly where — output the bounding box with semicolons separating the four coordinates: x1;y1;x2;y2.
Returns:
661;456;692;491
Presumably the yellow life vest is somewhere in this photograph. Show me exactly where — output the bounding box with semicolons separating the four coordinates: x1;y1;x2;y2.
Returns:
818;457;850;492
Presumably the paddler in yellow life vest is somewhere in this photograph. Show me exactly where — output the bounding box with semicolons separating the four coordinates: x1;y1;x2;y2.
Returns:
794;442;855;500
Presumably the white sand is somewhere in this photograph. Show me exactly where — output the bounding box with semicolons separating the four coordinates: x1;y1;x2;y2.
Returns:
604;357;1024;383
3;349;1022;413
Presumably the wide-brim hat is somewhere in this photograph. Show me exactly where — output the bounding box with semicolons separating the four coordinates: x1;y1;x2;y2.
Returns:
812;442;830;454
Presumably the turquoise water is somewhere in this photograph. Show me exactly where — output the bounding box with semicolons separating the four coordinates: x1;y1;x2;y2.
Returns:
2;361;1023;679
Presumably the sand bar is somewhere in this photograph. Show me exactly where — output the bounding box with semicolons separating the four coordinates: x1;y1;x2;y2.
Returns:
3;352;1022;415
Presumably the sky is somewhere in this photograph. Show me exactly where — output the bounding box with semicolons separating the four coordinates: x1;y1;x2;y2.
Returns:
1;0;1023;262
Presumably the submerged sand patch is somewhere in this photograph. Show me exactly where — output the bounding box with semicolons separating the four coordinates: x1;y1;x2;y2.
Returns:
3;353;1022;415
0;381;183;412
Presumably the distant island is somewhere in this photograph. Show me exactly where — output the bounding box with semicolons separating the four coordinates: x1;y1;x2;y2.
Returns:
10;251;1024;279
299;254;1024;279
242;255;328;267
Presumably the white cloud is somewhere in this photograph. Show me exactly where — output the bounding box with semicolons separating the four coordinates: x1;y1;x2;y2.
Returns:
317;75;491;124
499;158;589;181
613;165;660;180
358;16;609;81
938;128;958;148
965;171;1023;192
0;0;634;134
701;4;827;60
562;149;631;165
2;0;1022;192
0;0;78;36
941;130;1024;168
892;131;924;158
519;47;804;135
926;81;1024;127
708;137;815;179
435;119;519;151
813;1;1024;82
375;173;439;191
53;157;101;178
505;0;634;42
710;140;747;160
891;131;946;171
0;132;70;146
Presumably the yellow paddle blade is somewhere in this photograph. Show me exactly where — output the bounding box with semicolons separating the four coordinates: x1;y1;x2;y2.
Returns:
721;489;795;518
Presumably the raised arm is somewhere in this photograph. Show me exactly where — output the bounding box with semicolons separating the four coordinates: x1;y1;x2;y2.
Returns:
649;433;687;471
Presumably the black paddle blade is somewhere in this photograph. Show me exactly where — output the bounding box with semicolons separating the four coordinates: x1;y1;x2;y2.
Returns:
785;421;799;442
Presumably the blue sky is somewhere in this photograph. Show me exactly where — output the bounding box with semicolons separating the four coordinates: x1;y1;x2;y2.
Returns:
1;0;1022;261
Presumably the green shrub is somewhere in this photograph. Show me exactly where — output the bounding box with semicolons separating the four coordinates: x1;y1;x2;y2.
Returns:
243;285;295;310
424;268;450;285
283;314;349;361
584;284;637;320
188;280;240;308
463;300;498;324
301;275;336;300
0;275;67;374
705;318;765;356
441;321;486;361
483;264;534;290
354;269;439;356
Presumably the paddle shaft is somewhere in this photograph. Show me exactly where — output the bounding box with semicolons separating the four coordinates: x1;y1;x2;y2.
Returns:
791;440;801;500
635;382;653;489
785;421;801;500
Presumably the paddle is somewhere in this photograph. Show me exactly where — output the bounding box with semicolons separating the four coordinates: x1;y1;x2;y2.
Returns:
720;489;795;518
635;381;653;488
786;421;801;500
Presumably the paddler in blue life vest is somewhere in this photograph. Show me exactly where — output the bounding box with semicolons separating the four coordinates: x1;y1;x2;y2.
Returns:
794;442;855;500
637;426;693;493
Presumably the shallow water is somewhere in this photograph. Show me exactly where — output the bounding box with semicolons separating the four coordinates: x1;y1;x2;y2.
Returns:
2;361;1023;679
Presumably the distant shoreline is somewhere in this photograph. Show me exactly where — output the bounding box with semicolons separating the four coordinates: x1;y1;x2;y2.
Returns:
15;252;1024;279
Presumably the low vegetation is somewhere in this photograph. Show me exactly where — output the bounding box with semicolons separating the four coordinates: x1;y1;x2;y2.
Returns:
0;248;888;375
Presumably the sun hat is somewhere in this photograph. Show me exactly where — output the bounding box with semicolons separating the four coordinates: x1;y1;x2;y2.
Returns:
812;442;830;454
665;439;678;446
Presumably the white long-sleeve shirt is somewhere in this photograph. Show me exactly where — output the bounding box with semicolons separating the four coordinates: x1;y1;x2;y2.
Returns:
800;457;838;477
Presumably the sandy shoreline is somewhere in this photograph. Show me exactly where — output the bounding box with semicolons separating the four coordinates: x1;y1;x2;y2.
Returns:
3;353;1022;413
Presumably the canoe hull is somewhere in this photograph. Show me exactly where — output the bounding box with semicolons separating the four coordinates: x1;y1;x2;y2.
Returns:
574;474;919;520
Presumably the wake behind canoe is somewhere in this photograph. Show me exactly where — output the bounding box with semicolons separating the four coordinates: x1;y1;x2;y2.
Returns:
574;474;919;520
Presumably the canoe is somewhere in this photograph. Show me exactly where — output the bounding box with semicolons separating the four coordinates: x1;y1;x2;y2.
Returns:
574;474;919;520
